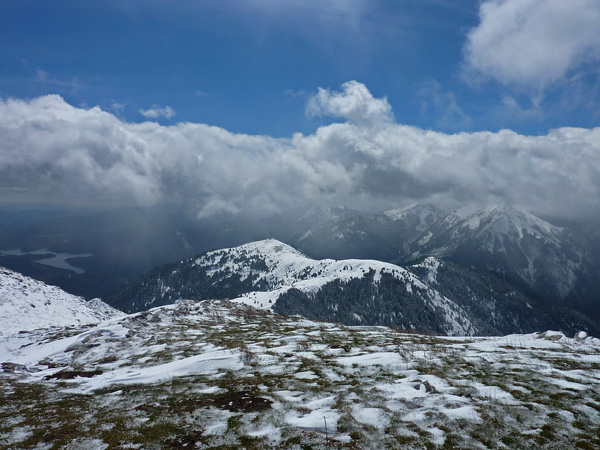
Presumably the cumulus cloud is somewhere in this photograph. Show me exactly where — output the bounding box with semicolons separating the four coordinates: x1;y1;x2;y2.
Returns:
306;80;394;127
139;105;176;119
464;0;600;88
1;84;600;222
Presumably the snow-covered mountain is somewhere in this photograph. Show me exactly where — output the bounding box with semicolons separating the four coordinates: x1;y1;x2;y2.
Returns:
107;239;598;336
293;210;404;261
0;266;124;336
408;205;590;302
109;239;476;335
407;257;596;336
292;205;366;230
288;203;599;317
414;205;563;255
292;203;448;261
383;203;448;232
2;203;598;321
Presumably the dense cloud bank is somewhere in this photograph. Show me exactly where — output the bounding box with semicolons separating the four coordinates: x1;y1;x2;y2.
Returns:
1;83;599;221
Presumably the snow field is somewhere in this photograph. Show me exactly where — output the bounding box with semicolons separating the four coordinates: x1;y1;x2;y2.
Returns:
1;300;600;449
0;267;124;336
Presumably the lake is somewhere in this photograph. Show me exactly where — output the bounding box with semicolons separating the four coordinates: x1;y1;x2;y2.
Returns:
0;249;93;274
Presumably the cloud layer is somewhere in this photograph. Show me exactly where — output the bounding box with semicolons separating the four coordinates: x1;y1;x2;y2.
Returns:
464;0;600;88
1;83;600;221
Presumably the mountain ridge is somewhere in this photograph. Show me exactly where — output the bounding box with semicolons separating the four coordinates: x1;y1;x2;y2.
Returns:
288;203;599;317
107;239;599;337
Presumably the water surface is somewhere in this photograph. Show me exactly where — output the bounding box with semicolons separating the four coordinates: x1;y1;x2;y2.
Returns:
0;249;93;274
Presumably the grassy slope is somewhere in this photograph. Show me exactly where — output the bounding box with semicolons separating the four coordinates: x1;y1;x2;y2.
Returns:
1;301;600;449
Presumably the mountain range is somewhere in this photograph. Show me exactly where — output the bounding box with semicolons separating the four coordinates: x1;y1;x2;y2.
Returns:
1;225;599;447
107;239;598;337
1;202;599;322
288;203;600;318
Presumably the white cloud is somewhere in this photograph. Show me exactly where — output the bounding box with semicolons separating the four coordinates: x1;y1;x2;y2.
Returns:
285;89;307;99
139;105;176;119
464;0;600;88
36;69;48;81
1;86;600;221
306;80;394;127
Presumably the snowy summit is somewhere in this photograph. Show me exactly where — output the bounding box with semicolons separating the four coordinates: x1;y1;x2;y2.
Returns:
0;266;124;336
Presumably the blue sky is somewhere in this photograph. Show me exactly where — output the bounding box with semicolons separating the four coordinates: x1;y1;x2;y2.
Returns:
1;0;600;221
2;0;598;136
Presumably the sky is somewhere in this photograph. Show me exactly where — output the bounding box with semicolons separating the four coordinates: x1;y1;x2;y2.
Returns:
1;0;600;222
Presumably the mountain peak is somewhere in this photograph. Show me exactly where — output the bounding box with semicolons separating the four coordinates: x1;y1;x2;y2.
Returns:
219;238;302;257
408;204;580;299
449;204;563;241
383;203;447;231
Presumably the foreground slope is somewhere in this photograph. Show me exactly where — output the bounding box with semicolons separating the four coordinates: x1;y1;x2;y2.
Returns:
0;266;124;336
108;239;598;337
1;300;599;449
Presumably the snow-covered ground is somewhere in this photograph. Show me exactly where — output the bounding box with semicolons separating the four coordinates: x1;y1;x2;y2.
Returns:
0;267;124;336
1;300;599;449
